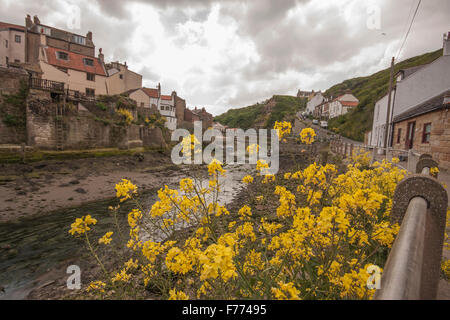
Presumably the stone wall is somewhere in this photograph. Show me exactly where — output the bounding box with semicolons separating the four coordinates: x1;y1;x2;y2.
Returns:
0;67;29;144
392;108;450;169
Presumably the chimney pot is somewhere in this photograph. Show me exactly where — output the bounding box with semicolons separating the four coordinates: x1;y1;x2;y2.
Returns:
33;15;40;25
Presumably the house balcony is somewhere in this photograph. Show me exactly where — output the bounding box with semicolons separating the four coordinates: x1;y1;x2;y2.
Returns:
29;78;65;93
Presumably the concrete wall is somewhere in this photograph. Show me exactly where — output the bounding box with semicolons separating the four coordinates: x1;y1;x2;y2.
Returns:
393;55;450;117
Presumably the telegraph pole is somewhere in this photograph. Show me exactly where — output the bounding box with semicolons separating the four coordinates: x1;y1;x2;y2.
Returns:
383;56;395;155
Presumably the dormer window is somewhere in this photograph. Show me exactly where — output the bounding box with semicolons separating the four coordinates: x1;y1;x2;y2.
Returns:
83;58;94;66
57;51;69;60
72;35;86;45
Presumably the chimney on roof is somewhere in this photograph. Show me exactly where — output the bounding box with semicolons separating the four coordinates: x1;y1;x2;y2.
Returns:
86;31;92;41
444;93;450;105
33;15;40;25
98;48;104;63
443;32;450;56
25;15;32;28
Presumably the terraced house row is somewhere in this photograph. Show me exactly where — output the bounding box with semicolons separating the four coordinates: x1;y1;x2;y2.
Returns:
0;14;212;131
367;31;450;168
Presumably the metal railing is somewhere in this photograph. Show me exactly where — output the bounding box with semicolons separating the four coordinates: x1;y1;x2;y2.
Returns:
330;139;448;299
374;155;447;299
29;77;65;92
329;140;421;171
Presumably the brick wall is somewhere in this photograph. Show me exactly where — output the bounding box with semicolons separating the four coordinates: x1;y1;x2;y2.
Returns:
392;108;450;169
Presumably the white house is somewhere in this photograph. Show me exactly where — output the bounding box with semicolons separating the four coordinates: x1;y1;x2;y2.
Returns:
160;92;177;131
328;93;359;119
368;31;450;147
306;92;325;115
393;33;450;119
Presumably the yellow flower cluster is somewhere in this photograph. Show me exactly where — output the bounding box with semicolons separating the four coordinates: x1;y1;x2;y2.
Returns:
98;231;113;245
274;121;292;141
115;179;137;202
69;215;97;235
74;145;407;300
181;134;201;157
299;128;316;145
86;281;106;293
247;143;260;155
116;108;133;125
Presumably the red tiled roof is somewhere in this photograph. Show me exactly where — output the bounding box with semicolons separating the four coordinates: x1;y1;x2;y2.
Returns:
161;95;172;101
142;87;159;98
340;101;358;107
45;47;106;76
0;21;24;31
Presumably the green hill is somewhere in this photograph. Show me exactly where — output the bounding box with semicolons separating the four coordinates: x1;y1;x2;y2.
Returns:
327;49;443;141
214;95;307;129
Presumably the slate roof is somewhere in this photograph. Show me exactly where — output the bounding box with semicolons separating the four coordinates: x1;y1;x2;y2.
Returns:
393;90;450;123
0;21;24;31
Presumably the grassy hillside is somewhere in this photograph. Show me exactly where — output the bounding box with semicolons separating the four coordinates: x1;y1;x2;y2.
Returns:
215;95;307;129
327;49;443;141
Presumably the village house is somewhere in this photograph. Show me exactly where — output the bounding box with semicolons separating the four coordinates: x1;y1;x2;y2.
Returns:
105;60;142;95
391;91;450;167
328;93;359;119
367;31;450;168
21;15;142;97
306;91;325;115
129;85;183;131
368;65;426;148
160;93;177;131
0;21;25;66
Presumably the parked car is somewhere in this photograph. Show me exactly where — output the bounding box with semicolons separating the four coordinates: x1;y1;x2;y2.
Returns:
312;119;319;125
320;121;328;128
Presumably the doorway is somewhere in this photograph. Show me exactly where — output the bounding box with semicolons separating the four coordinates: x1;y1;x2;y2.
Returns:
405;121;415;150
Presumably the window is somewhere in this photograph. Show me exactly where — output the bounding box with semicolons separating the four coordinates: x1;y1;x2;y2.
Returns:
140;102;144;107
5;40;8;48
119;74;123;79
86;88;95;97
72;35;86;45
422;123;431;143
57;51;69;60
86;73;95;81
15;35;21;43
397;128;401;144
38;26;51;36
83;58;94;66
14;59;20;63
5;57;9;65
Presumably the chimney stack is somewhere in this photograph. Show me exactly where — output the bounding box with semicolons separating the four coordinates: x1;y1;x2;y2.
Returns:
86;31;93;41
33;15;40;25
443;32;450;56
98;48;104;63
25;14;32;28
444;93;450;105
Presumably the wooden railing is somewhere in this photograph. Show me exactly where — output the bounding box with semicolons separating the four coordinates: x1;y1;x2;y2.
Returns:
29;78;65;92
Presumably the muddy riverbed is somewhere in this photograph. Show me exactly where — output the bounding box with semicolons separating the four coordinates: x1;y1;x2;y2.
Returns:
0;150;253;299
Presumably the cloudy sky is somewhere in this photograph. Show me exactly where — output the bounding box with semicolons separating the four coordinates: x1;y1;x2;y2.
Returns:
1;0;449;115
